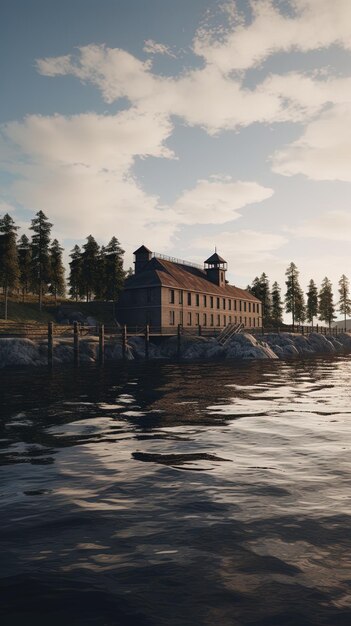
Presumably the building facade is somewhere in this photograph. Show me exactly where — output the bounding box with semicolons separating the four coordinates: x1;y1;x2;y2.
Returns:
117;246;262;330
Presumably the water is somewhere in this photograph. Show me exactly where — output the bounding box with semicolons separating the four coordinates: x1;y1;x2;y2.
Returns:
1;357;351;625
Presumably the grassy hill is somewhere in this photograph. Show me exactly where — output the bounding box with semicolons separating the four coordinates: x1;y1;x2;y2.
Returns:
0;296;116;325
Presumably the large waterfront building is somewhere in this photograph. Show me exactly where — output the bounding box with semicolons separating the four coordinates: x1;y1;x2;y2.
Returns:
117;246;262;330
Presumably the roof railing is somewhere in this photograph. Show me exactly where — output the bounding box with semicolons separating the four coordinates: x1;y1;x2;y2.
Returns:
153;252;204;270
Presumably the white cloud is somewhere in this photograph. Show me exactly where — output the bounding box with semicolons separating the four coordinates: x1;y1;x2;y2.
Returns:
272;104;351;181
193;0;351;73
143;39;176;58
290;210;351;241
173;177;274;224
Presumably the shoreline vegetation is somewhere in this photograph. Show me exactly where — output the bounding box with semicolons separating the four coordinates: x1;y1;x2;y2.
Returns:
1;331;351;368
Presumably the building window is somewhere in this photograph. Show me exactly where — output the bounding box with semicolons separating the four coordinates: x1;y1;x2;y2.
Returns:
228;300;232;310
196;313;200;326
234;300;237;311
217;314;221;326
179;290;183;304
169;289;175;304
210;296;214;308
244;317;247;326
252;302;255;313
221;272;224;282
196;294;200;306
240;316;242;323
223;298;226;309
187;312;192;326
203;295;207;307
229;315;232;323
244;302;247;312
248;302;251;313
210;314;214;326
203;313;207;326
235;315;237;324
239;301;242;312
253;318;256;327
169;310;175;325
224;315;226;326
216;297;220;309
249;317;251;327
187;292;191;306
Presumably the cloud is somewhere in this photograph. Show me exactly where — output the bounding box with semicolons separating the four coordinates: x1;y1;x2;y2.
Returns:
193;0;351;73
290;210;351;241
173;177;274;224
143;39;176;58
0;112;273;254
272;104;351;181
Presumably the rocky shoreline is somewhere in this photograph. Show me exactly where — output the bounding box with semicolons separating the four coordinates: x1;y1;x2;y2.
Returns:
0;331;351;367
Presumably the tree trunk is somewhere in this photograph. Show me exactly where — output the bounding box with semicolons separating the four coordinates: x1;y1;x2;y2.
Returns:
4;284;8;320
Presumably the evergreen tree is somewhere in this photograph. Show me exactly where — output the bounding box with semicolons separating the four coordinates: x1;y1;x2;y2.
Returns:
68;245;83;301
17;234;32;301
259;273;271;324
81;235;100;302
94;245;107;300
49;239;65;303
0;213;19;319
126;267;134;277
30;210;52;310
338;274;351;330
104;237;125;301
271;281;283;325
285;262;305;326
250;274;271;324
306;279;318;326
318;277;335;329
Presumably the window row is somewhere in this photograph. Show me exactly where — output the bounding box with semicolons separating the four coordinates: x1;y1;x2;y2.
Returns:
169;311;260;328
168;289;259;313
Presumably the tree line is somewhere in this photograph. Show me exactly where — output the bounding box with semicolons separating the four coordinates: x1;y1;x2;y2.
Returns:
0;211;126;319
248;262;351;329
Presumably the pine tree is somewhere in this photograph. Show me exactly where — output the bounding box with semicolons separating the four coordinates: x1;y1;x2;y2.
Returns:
68;245;83;301
285;262;305;327
318;277;335;329
49;239;65;303
0;213;19;319
17;234;32;302
104;237;125;302
94;245;107;300
249;274;271;323
338;274;351;330
81;235;100;302
306;279;318;326
30;210;52;310
271;281;283;325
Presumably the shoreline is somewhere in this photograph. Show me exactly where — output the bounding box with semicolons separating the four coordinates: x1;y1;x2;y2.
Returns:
1;331;351;368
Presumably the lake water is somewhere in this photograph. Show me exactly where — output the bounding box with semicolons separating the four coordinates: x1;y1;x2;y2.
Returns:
1;357;351;625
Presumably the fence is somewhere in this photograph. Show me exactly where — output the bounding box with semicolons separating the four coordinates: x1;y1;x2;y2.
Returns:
0;321;348;366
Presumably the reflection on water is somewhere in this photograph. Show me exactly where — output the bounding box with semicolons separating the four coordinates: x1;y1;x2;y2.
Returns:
1;358;351;625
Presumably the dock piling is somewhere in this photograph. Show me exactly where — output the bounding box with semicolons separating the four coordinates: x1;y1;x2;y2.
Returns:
145;324;150;359
48;321;53;367
73;321;79;366
99;324;105;364
122;325;127;359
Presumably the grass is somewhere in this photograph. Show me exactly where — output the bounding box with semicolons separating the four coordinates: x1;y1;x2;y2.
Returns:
0;296;116;324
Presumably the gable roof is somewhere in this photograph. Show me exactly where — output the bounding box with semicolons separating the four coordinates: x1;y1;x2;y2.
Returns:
124;256;260;302
134;245;152;254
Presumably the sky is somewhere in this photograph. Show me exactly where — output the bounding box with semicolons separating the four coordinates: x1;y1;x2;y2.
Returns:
1;0;351;314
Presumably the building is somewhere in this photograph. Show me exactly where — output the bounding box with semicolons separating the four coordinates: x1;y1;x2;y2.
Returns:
117;246;262;330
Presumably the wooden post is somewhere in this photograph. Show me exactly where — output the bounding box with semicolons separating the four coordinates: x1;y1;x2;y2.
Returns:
122;325;127;360
316;323;319;334
177;324;181;358
302;325;304;335
48;321;53;367
145;324;150;360
73;321;79;366
99;324;105;364
198;324;202;336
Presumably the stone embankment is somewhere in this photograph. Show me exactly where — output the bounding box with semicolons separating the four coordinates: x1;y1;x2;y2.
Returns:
1;332;351;368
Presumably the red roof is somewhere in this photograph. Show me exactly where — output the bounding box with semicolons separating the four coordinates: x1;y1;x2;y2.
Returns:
125;257;260;302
